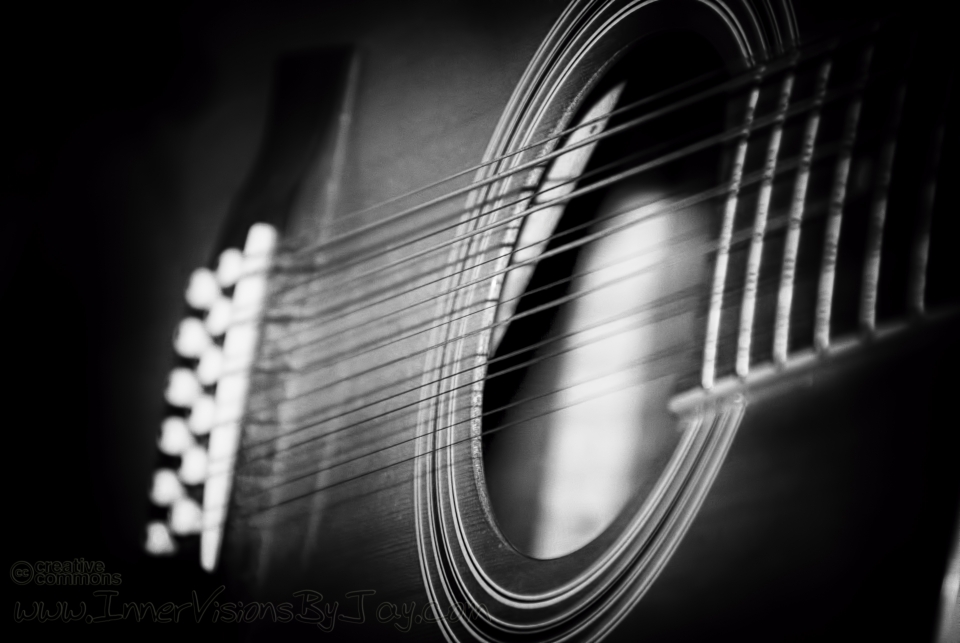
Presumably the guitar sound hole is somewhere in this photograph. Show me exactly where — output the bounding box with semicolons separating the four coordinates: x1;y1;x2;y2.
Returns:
482;32;726;559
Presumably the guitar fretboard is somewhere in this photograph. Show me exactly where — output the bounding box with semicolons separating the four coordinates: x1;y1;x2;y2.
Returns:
686;24;953;405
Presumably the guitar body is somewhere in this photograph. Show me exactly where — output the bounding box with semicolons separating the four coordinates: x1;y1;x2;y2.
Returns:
138;1;957;640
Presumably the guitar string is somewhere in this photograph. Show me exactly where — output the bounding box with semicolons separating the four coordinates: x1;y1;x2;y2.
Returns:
171;59;904;500
265;191;711;377
165;37;892;466
227;262;880;528
186;40;884;410
159;20;928;552
196;70;886;414
259;66;765;313
197;332;693;531
271;19;874;259
258;44;843;310
190;299;696;528
186;133;818;455
297;67;727;230
249;61;908;416
236;320;697;520
199;224;705;479
183;116;865;469
216;101;911;518
315;16;895;233
236;189;836;484
253;33;889;331
257;175;770;428
235;255;834;523
257;131;721;365
244;56;928;504
283;64;766;257
163;32;908;528
166;140;730;472
258;122;714;347
212;210;715;470
242;277;703;472
265;123;712;324
229;58;896;363
193;58;880;398
191;70;737;336
212;142;849;480
224;187;867;523
231;28;860;324
236;287;699;492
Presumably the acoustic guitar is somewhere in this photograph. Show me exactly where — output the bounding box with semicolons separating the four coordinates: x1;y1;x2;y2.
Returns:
140;0;959;640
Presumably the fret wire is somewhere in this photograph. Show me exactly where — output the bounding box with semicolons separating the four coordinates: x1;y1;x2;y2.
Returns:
736;71;796;378
859;80;908;333
702;83;761;389
773;60;832;365
815;45;874;351
908;97;950;314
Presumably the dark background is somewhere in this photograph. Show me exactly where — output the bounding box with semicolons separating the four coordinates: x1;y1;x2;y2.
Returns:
3;0;279;634
3;0;206;561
